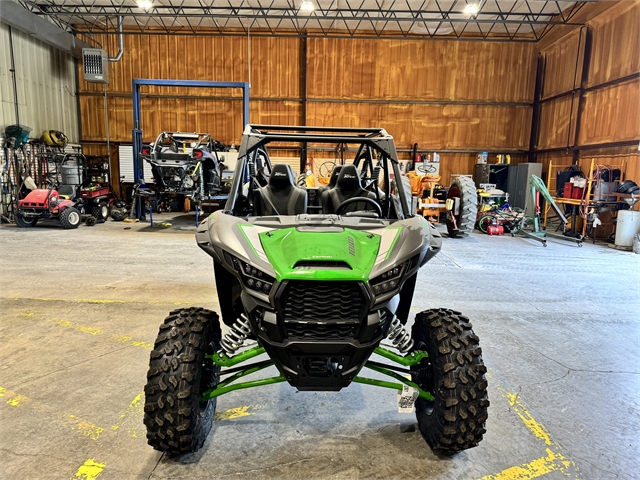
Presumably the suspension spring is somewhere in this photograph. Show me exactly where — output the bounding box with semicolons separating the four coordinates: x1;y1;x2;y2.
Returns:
220;314;252;356
248;159;256;177
386;315;414;353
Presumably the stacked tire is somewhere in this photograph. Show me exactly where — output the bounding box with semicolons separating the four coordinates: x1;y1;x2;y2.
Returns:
446;176;477;238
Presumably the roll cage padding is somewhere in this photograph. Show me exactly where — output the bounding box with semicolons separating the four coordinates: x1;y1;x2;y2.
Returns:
321;165;377;214
253;163;307;216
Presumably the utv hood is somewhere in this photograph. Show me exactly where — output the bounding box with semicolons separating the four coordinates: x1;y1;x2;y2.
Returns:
259;228;381;282
197;213;439;285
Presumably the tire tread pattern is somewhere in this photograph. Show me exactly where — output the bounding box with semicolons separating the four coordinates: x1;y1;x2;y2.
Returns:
448;176;477;238
59;207;81;229
411;308;489;455
144;307;221;456
15;214;38;228
91;201;110;221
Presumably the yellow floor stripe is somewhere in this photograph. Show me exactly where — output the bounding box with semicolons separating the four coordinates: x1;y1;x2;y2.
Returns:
63;415;105;441
1;387;29;407
113;335;154;350
503;390;553;446
6;394;29;407
73;459;106;480
214;405;253;421
1;385;108;443
54;319;105;336
478;389;579;480
7;296;196;306
478;448;574;480
111;392;145;438
68;394;145;479
53;319;152;350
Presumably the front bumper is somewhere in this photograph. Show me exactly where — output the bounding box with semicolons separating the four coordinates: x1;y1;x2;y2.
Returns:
240;281;392;391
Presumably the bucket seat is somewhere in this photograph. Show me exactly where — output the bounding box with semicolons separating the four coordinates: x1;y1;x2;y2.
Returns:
253;163;307;216
319;165;342;195
321;164;378;214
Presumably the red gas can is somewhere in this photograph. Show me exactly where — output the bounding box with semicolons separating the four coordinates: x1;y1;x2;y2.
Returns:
487;225;504;236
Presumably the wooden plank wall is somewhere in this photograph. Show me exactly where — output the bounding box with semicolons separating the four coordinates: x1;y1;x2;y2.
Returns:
307;38;534;102
78;33;536;184
535;1;640;183
79;35;301;144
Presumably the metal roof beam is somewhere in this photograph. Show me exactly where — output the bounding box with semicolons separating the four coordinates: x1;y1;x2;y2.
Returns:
0;0;90;57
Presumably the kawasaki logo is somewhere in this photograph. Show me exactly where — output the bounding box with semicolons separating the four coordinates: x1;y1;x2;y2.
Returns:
273;172;287;177
344;174;356;179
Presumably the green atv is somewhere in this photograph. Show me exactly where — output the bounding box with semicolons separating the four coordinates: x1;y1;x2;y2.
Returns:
143;125;488;457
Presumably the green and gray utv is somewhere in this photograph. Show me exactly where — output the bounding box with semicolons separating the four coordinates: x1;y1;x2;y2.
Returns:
144;125;489;457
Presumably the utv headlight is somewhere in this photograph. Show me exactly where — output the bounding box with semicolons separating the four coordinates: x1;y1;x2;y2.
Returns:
370;260;411;296
231;257;276;295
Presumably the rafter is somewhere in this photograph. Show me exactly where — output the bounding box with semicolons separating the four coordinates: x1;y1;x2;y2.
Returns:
16;0;588;41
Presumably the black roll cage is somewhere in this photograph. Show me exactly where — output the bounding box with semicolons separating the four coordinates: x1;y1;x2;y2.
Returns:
224;124;411;218
151;131;213;154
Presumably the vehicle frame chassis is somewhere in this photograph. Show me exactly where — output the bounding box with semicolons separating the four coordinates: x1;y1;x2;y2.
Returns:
201;343;434;402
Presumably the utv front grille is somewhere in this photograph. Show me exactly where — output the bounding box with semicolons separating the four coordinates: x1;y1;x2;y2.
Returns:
285;322;358;340
282;281;363;323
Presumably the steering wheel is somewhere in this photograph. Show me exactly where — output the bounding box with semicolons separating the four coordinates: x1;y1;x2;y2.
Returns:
319;161;337;177
335;197;382;217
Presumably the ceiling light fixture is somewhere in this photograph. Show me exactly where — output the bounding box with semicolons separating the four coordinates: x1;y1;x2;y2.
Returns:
137;0;153;11
463;3;480;16
300;0;315;12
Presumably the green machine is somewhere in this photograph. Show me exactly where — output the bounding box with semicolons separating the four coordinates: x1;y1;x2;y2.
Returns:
143;125;489;457
519;174;583;247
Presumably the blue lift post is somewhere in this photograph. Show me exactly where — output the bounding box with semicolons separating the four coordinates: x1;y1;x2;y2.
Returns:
131;79;250;219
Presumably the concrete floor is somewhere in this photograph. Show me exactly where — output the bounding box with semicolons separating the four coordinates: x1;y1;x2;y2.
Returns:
0;213;638;480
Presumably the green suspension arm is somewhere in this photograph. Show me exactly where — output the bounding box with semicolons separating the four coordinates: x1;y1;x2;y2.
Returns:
207;345;266;367
373;347;428;366
201;344;433;402
357;363;435;402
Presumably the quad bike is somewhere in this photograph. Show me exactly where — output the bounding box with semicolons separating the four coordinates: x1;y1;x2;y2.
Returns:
144;125;489;457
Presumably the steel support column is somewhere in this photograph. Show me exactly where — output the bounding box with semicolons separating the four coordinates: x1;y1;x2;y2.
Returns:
528;55;545;163
572;26;592;165
131;79;250;218
300;33;308;173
